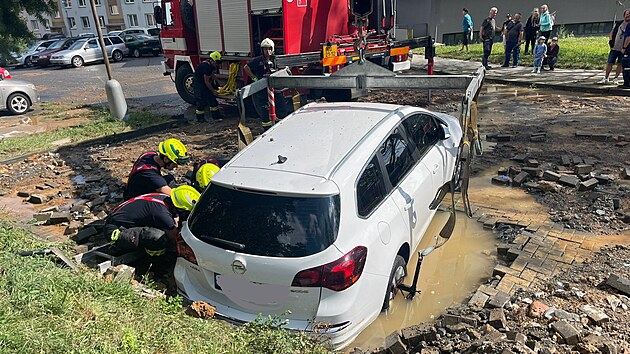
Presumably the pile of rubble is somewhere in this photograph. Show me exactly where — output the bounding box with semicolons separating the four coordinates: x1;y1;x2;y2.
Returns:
353;245;630;354
489;152;630;234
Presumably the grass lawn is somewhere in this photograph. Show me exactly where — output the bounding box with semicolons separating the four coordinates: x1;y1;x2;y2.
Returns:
0;104;170;159
0;220;332;353
415;36;609;70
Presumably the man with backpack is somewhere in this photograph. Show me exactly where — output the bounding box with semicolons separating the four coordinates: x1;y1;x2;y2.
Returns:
480;7;502;70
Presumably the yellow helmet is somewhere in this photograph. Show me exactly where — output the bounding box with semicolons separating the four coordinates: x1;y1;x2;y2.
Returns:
196;163;220;189
170;185;201;211
158;138;190;165
209;51;222;62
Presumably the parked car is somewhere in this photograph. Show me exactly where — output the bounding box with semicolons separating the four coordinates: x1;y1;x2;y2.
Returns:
13;39;58;67
122;34;161;57
107;30;123;37
0;73;39;115
32;38;80;67
120;27;161;38
79;33;96;38
42;33;66;40
0;67;11;79
50;36;128;68
174;102;463;349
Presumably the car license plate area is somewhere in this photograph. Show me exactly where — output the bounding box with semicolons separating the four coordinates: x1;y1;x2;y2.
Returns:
214;272;290;309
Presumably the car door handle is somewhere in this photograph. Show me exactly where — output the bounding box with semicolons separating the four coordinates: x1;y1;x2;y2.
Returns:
432;164;439;174
404;198;414;211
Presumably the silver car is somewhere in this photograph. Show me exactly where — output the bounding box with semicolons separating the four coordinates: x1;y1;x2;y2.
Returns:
50;36;129;68
13;40;58;67
0;75;40;115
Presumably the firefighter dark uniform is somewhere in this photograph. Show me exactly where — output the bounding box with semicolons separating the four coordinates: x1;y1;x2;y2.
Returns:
194;52;223;122
246;54;273;129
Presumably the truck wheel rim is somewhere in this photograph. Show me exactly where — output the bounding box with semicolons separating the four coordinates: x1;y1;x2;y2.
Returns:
185;75;194;94
11;96;28;113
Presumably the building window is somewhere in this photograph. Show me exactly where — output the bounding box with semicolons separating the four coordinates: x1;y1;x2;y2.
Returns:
31;20;40;30
145;13;155;27
110;5;119;14
95;0;102;5
68;17;76;29
78;0;86;7
125;0;135;3
63;0;72;8
44;19;50;29
99;16;106;28
55;11;61;18
81;16;90;28
128;14;138;27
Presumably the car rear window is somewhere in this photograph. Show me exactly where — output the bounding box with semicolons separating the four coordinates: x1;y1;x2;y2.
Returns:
188;184;340;257
109;36;123;44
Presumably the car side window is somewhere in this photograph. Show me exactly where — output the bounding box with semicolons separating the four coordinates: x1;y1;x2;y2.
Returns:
357;156;387;217
402;114;440;157
124;35;133;42
110;36;123;44
87;40;98;48
104;38;113;46
379;128;415;187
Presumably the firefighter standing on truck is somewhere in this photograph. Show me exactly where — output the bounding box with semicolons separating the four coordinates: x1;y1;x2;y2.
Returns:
243;38;275;130
104;186;201;256
194;51;223;122
123;138;190;201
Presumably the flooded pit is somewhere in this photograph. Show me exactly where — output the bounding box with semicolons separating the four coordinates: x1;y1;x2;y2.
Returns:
349;210;497;350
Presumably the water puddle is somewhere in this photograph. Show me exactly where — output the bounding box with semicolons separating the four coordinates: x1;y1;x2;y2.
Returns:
349;211;496;350
0;196;37;222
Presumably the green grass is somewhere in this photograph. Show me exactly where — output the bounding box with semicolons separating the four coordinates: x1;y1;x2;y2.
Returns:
0;105;170;159
414;36;609;70
0;220;332;354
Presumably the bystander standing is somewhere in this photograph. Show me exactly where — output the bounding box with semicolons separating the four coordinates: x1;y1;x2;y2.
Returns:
620;9;630;88
502;13;524;68
533;36;547;73
598;9;629;84
524;8;540;54
461;8;474;52
502;14;512;48
539;4;556;44
480;7;502;70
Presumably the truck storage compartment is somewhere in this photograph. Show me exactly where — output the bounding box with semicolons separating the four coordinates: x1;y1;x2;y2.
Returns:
221;0;252;55
196;0;223;54
250;0;282;12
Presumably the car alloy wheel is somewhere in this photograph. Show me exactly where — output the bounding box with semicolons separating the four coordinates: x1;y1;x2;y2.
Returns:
113;50;123;62
24;56;33;68
72;56;84;68
7;93;30;115
382;255;407;311
132;49;141;58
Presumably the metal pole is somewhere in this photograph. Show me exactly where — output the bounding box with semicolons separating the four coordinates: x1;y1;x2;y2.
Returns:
268;86;277;123
89;0;113;80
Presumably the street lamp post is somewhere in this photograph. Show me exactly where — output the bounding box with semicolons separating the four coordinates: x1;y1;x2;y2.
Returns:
89;0;127;119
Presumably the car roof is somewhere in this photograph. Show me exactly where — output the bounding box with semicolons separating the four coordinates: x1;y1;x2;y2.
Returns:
224;102;403;182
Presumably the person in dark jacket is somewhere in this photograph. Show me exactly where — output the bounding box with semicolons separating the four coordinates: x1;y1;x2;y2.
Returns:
544;36;560;70
524;8;540;54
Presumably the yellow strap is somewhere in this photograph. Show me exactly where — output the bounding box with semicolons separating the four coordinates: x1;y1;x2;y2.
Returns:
195;109;205;114
146;248;166;257
110;229;120;242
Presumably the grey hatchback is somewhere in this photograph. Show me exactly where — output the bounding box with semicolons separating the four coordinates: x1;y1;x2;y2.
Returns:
50;36;129;68
0;74;40;115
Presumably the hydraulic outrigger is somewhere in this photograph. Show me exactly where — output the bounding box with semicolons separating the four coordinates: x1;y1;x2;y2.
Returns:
235;2;486;301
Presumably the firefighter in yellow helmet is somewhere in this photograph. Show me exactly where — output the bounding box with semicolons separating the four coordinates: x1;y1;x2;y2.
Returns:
123;138;190;200
194;51;223;122
105;186;201;256
193;162;220;192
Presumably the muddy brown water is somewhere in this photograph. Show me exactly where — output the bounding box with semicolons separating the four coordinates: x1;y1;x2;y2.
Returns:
348;211;496;350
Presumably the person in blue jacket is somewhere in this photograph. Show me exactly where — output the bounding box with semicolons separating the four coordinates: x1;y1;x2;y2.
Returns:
461;8;474;52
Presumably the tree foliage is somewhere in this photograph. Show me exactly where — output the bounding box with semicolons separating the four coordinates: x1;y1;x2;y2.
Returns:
0;0;57;64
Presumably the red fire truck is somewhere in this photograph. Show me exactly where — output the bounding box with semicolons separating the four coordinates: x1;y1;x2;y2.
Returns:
154;0;434;104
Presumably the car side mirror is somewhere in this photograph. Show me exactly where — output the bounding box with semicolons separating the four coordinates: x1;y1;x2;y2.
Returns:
438;125;451;140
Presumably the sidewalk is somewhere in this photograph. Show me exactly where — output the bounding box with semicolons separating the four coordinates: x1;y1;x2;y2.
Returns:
412;56;630;96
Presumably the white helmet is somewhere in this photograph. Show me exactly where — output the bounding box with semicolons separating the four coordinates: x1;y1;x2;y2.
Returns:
260;38;275;52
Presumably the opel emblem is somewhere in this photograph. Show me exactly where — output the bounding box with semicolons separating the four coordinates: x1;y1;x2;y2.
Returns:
231;260;246;274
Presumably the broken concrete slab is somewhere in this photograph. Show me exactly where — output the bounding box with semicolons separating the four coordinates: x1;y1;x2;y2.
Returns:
578;178;599;191
468;291;490;308
492;175;510;186
558;175;580;188
521;167;541;177
385;331;407;354
33;212;53;222
526;159;540;168
606;274;630;296
442;314;478;327
574;164;593;175
580;305;610;325
44;181;60;188
86;196;106;208
488;308;508;330
28;194;46;204
512;171;529;187
487;291;511;309
74;226;98;243
511;153;529;162
48;212;71;225
17;191;30;198
543;170;561;182
400;323;437;348
560;155;572;166
551;320;580;345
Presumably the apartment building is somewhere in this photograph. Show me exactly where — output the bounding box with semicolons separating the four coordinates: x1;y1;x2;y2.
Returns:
22;11;53;39
120;0;158;29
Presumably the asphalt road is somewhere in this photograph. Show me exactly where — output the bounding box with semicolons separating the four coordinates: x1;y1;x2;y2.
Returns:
8;56;189;116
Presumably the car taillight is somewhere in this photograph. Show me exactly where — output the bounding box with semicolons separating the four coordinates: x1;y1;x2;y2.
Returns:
176;232;198;265
291;246;367;291
142;42;149;46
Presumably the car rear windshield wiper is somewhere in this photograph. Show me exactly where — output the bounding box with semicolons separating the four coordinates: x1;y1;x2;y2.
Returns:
201;236;246;250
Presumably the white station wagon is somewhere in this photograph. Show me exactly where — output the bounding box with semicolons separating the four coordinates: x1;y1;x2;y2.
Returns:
175;102;463;348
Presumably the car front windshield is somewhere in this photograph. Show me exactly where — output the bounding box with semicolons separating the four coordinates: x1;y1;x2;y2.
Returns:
68;41;86;50
188;184;340;257
27;42;44;52
47;39;66;50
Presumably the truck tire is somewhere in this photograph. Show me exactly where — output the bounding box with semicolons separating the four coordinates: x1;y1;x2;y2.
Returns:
323;89;352;102
175;64;196;104
181;0;195;31
382;255;407;311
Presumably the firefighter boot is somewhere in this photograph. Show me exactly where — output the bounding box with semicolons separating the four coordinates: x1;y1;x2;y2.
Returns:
195;109;208;123
210;106;223;121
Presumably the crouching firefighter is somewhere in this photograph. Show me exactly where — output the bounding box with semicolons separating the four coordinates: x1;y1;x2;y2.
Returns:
194;51;223;122
104;186;201;256
123;138;190;201
191;161;220;192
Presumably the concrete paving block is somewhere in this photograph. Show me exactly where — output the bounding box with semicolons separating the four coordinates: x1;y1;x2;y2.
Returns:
487;291;511;309
543;170;561;182
400;323;437;347
580;305;610;325
560;155;572;166
574;164;593;175
575;131;592;138
44;181;59;188
33;212;53;222
526;159;540;167
512;172;529;187
17;191;31;198
558;175;580;188
385;331;407;354
28;194;47;204
48;212;71;225
442;314;478;327
551;320;580;345
521;167;541;177
511;153;529;162
578;178;599;191
606;274;630;296
492;175;510;186
74;226;98;243
468;291;490;308
489;308;508;330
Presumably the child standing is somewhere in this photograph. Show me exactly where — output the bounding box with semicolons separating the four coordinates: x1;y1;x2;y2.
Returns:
533;36;547;73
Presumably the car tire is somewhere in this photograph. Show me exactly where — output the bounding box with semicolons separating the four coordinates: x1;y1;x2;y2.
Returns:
175;64;196;105
24;56;33;68
7;93;31;115
152;50;160;57
112;50;124;62
382;255;407;311
71;56;84;68
132;49;141;58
